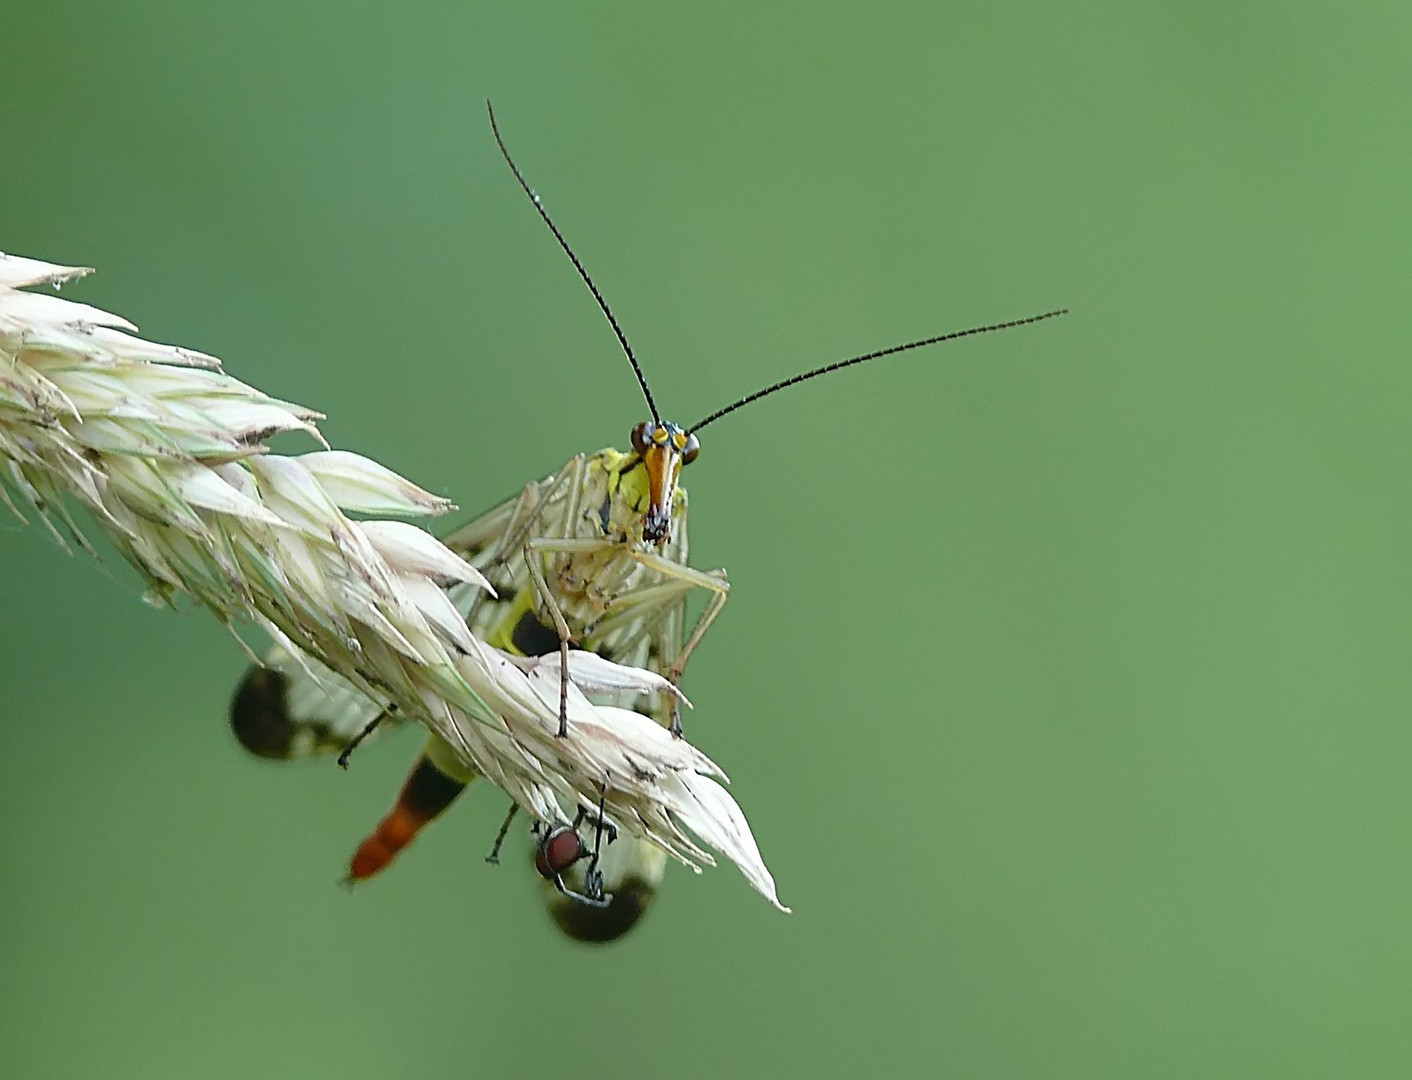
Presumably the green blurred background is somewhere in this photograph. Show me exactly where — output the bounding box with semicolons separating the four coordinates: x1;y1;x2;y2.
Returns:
3;2;1409;1077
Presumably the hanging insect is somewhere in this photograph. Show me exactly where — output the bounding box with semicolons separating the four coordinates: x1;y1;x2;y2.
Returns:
230;101;1066;942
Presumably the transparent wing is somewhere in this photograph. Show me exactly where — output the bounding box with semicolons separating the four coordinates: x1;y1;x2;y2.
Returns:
229;447;729;944
228;644;399;761
225;469;554;762
443;451;712;942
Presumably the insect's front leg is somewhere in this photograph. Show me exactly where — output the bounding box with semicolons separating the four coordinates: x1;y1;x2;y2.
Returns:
521;541;578;737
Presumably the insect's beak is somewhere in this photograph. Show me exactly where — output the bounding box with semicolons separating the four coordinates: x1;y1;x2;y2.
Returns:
640;443;682;546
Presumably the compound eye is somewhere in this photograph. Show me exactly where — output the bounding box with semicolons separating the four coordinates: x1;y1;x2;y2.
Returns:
681;432;700;465
630;422;653;452
534;826;586;879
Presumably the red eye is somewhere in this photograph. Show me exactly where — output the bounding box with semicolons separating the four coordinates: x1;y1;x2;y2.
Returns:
535;826;585;878
681;432;700;465
630;422;652;452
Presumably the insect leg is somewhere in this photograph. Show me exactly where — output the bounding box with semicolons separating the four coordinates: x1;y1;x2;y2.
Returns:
336;706;396;769
521;540;578;737
582;785;616;899
551;873;612;909
626;549;731;734
668;575;729;684
485;801;520;864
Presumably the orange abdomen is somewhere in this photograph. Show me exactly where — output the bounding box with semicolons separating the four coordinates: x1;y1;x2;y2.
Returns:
347;754;467;881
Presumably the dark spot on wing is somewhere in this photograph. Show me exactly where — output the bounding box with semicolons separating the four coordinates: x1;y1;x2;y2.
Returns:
596;495;612;534
547;876;658;943
230;666;338;759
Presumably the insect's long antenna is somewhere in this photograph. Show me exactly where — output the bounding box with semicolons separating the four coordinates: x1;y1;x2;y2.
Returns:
486;100;660;423
690;308;1068;432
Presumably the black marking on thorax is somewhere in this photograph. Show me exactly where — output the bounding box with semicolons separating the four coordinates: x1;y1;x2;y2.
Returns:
509;608;617;663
